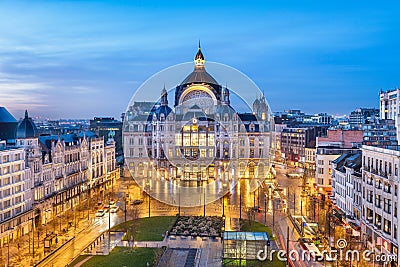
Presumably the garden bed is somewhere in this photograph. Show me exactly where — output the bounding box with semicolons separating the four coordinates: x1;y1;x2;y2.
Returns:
170;216;223;237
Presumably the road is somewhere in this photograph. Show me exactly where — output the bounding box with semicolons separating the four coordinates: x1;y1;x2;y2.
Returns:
37;213;123;267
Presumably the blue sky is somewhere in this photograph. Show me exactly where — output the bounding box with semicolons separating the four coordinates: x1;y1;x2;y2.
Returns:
0;1;399;119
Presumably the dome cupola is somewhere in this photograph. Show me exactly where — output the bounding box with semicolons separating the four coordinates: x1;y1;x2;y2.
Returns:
16;110;37;139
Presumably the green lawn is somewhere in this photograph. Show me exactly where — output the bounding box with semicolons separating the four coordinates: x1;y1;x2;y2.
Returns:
112;216;177;241
240;220;274;240
76;247;161;267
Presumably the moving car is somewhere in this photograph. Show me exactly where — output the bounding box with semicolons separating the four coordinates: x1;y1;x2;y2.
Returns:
95;210;106;217
110;205;119;213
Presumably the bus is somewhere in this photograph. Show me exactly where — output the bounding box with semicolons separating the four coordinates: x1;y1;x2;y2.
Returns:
303;242;324;262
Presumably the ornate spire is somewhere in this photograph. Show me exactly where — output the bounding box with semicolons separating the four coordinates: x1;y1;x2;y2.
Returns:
222;83;230;105
160;84;168;106
194;40;205;68
161;83;167;95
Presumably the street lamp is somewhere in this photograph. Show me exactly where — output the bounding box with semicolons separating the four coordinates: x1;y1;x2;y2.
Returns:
253;189;256;207
7;227;14;267
148;193;151;218
272;196;275;238
178;183;181;216
124;195;127;223
264;195;267;225
29;217;35;259
108;200;111;248
222;193;225;217
239;181;242;220
203;185;206;217
145;181;151;218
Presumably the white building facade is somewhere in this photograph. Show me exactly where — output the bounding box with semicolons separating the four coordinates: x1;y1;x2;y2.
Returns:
380;89;400;143
0;141;34;247
331;153;362;224
362;145;400;264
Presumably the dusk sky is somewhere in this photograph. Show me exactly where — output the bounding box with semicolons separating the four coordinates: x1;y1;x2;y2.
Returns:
0;1;399;120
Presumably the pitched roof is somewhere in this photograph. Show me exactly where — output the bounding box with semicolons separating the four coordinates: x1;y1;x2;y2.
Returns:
0;107;17;123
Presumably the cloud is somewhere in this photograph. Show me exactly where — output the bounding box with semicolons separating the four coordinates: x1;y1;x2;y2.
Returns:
0;71;51;115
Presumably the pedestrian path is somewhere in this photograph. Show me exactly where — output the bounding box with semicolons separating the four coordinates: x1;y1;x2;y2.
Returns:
83;231;125;255
73;255;93;267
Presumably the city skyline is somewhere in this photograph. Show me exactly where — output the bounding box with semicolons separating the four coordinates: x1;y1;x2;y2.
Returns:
1;1;400;119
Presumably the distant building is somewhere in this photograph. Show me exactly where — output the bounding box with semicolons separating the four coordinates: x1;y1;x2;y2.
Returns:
274;110;332;127
362;119;397;147
280;126;328;167
273;123;287;162
304;147;316;172
332;115;350;129
90;117;123;156
349;108;379;128
35;119;89;136
314;129;363;192
317;129;363;148
315;147;360;192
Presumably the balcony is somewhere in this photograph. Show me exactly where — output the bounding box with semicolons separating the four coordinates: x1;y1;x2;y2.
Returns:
371;169;389;179
34;181;43;187
379;171;388;179
66;169;80;176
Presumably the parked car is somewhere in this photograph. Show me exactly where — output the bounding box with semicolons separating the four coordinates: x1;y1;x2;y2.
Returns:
132;199;144;205
252;206;261;213
95;210;106;217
